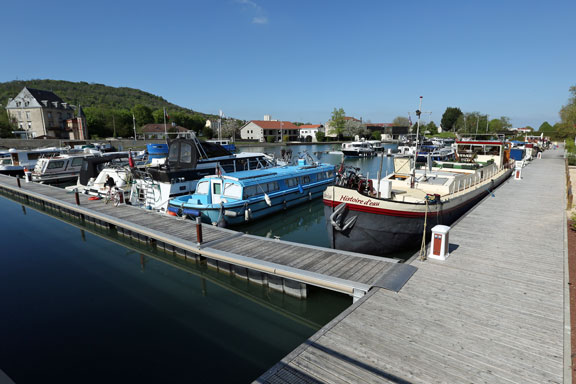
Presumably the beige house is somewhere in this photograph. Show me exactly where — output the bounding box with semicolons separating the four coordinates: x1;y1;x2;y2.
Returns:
141;123;191;139
6;87;76;139
240;120;299;142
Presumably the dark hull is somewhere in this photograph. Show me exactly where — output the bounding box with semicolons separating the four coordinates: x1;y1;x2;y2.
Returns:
0;169;24;177
325;170;511;256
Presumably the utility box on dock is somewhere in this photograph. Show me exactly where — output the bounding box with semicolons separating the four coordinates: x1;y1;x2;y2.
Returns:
514;163;522;180
429;225;450;261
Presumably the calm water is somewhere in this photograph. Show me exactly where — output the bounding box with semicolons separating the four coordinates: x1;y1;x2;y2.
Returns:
0;194;350;383
236;144;407;252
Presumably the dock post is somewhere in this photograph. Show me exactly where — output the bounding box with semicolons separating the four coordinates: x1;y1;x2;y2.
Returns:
75;190;80;206
16;177;21;188
196;216;203;244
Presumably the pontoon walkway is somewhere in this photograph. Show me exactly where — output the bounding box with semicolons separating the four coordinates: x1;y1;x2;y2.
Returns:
257;148;568;383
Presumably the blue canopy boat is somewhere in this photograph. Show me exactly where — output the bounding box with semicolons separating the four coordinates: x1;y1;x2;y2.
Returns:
167;158;336;226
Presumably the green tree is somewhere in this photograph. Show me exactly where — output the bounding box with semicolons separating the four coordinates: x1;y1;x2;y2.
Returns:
371;131;382;140
201;126;213;139
330;108;346;139
560;85;576;127
441;107;463;131
0;109;14;137
392;116;410;126
554;122;576;139
487;116;512;133
131;104;154;126
539;121;554;133
315;131;326;142
425;121;438;135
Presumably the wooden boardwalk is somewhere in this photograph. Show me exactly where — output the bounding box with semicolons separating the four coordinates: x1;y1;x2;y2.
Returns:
257;148;568;383
0;174;416;300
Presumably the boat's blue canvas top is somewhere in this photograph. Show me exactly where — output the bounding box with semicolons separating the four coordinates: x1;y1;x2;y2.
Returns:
218;163;334;186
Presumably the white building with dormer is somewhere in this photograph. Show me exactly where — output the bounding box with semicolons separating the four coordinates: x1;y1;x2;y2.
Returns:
5;87;76;139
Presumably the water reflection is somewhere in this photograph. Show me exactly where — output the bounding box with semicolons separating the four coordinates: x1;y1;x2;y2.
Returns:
236;143;400;250
0;192;350;384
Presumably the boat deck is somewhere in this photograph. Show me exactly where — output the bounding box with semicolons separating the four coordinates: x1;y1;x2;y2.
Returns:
0;174;416;299
257;148;568;383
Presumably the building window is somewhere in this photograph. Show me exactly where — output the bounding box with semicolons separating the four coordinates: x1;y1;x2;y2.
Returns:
27;122;32;130
18;111;22;118
26;111;30;119
48;112;52;118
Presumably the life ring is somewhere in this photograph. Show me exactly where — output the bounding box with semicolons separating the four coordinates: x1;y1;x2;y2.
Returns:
88;196;101;201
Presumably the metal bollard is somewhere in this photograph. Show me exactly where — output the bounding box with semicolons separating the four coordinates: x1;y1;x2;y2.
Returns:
17;177;21;188
196;216;203;244
75;190;80;206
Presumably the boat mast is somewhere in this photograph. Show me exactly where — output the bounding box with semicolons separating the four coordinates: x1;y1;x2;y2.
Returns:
411;96;423;188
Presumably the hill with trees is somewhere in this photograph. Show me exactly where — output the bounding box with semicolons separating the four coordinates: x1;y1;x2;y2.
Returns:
0;79;220;138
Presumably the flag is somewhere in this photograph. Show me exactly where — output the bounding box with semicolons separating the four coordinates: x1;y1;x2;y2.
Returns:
164;107;170;121
408;115;412;127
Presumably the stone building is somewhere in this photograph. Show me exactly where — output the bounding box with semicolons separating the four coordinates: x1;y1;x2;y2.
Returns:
5;87;77;138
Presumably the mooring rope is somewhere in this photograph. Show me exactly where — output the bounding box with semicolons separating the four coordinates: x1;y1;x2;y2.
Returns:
419;199;429;261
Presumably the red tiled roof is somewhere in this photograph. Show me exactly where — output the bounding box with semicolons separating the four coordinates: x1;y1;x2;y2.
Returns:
343;116;361;122
249;120;299;129
298;124;323;129
141;124;189;133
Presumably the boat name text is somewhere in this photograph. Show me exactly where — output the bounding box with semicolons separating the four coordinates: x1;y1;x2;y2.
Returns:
339;195;381;207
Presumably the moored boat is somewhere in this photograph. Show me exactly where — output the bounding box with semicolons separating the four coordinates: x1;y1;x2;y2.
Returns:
341;141;376;157
167;158;335;226
128;135;277;212
323;139;513;256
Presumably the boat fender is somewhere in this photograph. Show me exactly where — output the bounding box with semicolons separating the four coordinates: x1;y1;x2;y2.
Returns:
308;191;312;201
244;207;252;221
282;200;287;210
88;196;101;201
167;210;178;216
298;184;304;194
264;193;272;207
225;210;238;217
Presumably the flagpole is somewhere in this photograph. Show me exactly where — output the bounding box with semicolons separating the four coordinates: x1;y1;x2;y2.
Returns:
163;107;167;138
132;114;137;143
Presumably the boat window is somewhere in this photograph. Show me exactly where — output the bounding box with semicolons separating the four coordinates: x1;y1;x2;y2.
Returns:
180;143;192;163
243;185;258;198
212;182;222;195
267;182;279;192
47;160;65;169
248;158;260;170
484;145;500;155
236;159;248;171
286;177;299;187
317;171;333;180
220;160;235;173
196;181;209;194
223;182;242;199
168;143;180;162
71;157;84;167
300;175;311;184
1;159;11;165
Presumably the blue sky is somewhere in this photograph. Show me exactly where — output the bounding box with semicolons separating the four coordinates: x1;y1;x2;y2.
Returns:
1;0;574;129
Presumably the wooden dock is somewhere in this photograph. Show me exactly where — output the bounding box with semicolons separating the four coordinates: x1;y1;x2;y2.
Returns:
0;174;416;301
257;148;569;383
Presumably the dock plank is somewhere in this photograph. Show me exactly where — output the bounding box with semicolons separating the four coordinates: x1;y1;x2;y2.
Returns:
257;149;567;383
